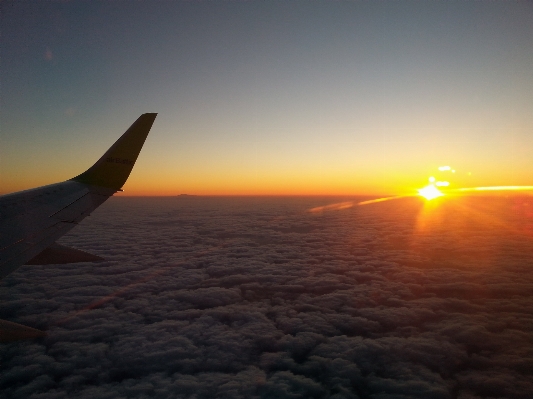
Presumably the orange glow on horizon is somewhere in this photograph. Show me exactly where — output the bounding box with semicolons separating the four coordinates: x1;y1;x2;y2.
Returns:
118;173;402;197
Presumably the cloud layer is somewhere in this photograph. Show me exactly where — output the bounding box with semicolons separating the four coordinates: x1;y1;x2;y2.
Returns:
1;196;532;398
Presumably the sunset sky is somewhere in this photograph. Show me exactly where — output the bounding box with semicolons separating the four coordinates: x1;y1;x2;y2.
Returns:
2;1;532;196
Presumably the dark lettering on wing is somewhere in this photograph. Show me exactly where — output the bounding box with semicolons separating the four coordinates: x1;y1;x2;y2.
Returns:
105;157;133;165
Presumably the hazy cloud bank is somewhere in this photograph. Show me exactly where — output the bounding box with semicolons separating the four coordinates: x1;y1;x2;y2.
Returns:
1;196;532;398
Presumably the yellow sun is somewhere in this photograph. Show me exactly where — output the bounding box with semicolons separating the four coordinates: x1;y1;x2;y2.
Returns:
418;184;443;200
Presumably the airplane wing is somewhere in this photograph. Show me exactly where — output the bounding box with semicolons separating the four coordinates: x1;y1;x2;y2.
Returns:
0;113;157;341
0;113;157;279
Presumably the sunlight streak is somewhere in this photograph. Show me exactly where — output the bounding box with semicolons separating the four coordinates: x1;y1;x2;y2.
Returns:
454;186;533;192
308;201;354;213
357;195;407;206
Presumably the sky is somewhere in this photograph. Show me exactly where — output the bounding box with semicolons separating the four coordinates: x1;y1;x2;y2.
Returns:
1;1;533;195
1;196;532;398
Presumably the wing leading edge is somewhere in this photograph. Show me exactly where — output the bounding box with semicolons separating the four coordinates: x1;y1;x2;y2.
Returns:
0;113;157;279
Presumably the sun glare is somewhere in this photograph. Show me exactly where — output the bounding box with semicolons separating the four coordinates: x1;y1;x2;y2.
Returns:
416;165;533;200
358;164;531;209
418;184;443;200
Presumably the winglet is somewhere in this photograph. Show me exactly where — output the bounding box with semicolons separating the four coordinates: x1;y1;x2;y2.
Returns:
70;113;157;189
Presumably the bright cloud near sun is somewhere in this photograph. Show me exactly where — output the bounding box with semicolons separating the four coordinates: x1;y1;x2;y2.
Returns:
416;166;454;200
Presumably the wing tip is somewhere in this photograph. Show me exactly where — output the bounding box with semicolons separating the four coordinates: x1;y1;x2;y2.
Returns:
70;113;157;189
